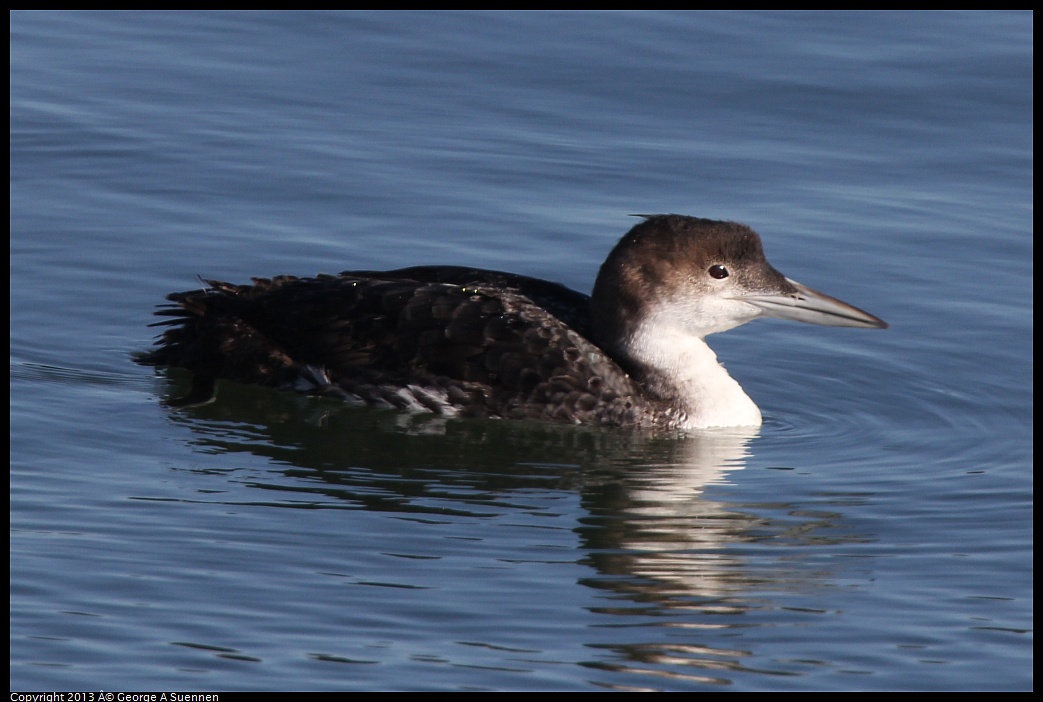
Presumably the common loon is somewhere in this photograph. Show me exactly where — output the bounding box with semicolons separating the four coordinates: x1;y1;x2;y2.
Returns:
141;215;887;429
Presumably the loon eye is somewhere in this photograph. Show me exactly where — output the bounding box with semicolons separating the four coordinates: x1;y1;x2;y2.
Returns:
708;264;729;280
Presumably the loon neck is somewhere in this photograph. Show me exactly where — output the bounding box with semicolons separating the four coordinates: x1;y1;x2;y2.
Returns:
620;317;763;429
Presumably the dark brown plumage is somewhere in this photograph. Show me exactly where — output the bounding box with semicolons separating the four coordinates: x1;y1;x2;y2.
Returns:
141;264;668;426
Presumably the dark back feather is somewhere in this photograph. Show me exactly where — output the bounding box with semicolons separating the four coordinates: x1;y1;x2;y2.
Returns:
141;267;664;426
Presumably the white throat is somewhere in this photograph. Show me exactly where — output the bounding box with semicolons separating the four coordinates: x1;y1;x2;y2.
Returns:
626;317;763;429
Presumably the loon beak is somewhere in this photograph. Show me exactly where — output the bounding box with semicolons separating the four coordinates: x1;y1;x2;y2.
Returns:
742;277;888;329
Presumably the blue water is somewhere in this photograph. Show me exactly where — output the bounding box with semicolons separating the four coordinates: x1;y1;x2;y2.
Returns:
10;11;1032;691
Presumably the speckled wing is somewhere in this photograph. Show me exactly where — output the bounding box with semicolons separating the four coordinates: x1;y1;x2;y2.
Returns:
142;269;658;426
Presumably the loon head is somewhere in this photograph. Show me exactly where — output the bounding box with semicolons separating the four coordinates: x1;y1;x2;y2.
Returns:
591;214;886;345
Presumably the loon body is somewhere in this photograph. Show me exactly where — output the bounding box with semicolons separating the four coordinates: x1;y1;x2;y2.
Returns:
141;215;887;429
